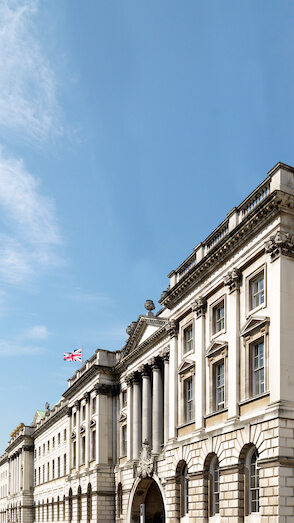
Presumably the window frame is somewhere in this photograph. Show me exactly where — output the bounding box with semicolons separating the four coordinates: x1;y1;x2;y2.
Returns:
178;362;195;426
210;296;226;339
206;341;228;415
240;318;269;403
183;324;194;355
247;265;266;316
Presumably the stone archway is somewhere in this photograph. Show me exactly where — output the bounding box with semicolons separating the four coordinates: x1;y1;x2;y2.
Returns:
130;478;165;523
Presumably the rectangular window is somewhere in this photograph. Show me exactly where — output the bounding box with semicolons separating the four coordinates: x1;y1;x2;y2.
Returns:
121;425;127;456
47;441;50;452
52;437;55;449
81;437;85;465
52;460;55;479
72;441;76;468
43;464;45;483
82;405;86;421
91;430;96;461
64;454;67;476
121;390;127;408
64;429;67;441
183;325;193;354
47;462;50;482
57;457;60;478
58;433;60;445
215;361;225;411
213;301;225;334
43;443;45;455
184;377;193;422
250;272;264;310
73;412;76;427
252;341;264;396
92;396;96;414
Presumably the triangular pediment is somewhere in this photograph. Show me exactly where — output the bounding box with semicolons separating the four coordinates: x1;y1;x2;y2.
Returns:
32;410;45;427
206;340;228;357
119;412;127;423
178;359;195;375
240;316;270;337
122;315;168;358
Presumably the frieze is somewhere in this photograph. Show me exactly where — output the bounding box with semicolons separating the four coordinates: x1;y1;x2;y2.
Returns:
94;383;117;396
265;231;294;261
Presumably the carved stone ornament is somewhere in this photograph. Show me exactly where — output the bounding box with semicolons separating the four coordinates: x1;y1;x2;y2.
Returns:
165;320;178;338
191;297;207;317
224;268;242;293
137;440;154;479
144;299;155;317
265;231;294;261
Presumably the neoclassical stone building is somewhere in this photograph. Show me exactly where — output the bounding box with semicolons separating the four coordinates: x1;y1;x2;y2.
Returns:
1;161;294;522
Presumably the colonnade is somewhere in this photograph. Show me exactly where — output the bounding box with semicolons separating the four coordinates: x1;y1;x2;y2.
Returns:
125;350;169;460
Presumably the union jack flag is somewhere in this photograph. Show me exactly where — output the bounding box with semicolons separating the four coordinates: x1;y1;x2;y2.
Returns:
63;348;83;362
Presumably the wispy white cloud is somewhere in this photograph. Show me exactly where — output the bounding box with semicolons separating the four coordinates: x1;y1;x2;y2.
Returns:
0;149;64;285
69;288;112;306
0;0;62;143
0;339;46;356
23;325;50;340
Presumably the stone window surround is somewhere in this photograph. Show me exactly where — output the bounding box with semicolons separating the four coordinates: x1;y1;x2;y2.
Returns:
180;313;195;358
246;264;267;317
210;295;227;340
206;342;228;415
178;360;195;427
240;321;269;402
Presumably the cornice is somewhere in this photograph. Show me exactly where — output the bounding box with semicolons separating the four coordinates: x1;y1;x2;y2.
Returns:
33;404;68;439
159;191;282;309
63;364;115;400
117;323;168;371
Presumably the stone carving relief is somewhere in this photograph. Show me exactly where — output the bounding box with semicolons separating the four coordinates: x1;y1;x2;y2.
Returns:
224;268;242;292
137;440;154;479
265;231;294;260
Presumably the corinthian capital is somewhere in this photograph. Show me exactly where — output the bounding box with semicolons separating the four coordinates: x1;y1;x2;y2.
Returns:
224;268;241;293
265;231;294;261
191;297;207;317
165;320;178;338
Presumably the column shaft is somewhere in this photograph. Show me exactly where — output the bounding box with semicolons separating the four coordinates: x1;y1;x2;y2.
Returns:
126;382;133;461
132;378;141;460
163;357;170;443
152;364;163;454
142;372;152;445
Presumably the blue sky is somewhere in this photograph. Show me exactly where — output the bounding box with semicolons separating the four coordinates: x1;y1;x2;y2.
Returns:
1;0;294;453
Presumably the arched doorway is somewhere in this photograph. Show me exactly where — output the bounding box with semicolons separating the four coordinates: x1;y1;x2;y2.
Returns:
130;478;165;522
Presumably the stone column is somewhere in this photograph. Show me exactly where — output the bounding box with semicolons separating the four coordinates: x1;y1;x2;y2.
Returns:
74;400;80;470
141;365;152;445
162;350;170;444
224;268;241;422
84;392;90;468
152;357;163;454
126;376;133;462
166;321;178;440
66;407;72;473
132;372;141;460
192;298;207;433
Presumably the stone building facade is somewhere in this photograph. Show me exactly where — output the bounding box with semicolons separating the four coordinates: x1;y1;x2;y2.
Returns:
1;162;294;522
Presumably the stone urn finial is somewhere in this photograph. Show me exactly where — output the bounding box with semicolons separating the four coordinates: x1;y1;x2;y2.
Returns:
144;300;155;317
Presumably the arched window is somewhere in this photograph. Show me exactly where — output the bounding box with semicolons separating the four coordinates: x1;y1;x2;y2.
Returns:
176;460;189;518
52;497;54;521
210;456;220;516
57;496;59;521
117;483;123;517
46;499;49;522
77;486;82;522
68;489;73;522
63;495;65;521
249;449;259;513
87;484;92;522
